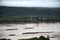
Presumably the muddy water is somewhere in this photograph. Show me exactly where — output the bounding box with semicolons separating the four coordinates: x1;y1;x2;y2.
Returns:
0;23;60;40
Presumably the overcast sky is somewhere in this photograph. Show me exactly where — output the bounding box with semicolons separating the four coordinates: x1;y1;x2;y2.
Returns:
0;0;60;7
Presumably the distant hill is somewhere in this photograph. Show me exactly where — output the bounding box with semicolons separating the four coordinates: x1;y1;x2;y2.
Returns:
0;6;60;23
0;6;60;17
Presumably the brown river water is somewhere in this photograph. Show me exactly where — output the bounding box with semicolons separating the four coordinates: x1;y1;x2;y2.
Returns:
0;23;60;40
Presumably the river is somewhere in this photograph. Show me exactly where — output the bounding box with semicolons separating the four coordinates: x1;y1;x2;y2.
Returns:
0;23;60;40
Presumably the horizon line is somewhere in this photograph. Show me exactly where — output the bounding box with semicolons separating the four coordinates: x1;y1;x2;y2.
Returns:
0;6;60;8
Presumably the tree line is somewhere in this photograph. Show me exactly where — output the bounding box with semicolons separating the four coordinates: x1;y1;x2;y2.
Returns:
0;16;60;23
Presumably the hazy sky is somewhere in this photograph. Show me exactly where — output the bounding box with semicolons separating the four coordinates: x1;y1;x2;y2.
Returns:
0;0;60;7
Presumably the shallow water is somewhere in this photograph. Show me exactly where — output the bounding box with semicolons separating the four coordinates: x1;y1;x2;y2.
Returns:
0;23;60;40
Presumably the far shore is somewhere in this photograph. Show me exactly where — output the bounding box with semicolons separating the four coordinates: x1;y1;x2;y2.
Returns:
0;22;60;24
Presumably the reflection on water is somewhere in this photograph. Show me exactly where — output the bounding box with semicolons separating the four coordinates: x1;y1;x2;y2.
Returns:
0;23;60;40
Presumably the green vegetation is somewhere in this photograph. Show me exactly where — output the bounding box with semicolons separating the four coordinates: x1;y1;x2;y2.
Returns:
0;36;50;40
19;35;50;40
0;6;60;23
0;38;11;40
0;16;60;23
